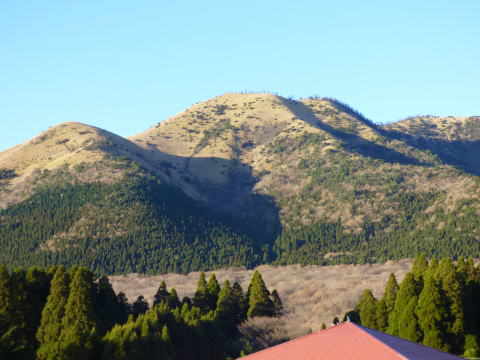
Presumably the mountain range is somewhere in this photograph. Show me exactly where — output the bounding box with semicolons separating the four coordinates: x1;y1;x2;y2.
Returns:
1;93;479;273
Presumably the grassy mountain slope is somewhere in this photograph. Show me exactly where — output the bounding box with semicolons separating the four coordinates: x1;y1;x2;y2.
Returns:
132;93;480;264
0;122;171;207
385;115;480;174
1;94;480;273
0;122;260;273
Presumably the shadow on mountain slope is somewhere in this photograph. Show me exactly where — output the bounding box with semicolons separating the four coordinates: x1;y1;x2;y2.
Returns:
283;99;480;175
280;98;429;166
115;140;282;249
383;129;480;175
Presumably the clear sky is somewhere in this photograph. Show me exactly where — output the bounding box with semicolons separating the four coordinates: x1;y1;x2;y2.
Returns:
1;1;479;151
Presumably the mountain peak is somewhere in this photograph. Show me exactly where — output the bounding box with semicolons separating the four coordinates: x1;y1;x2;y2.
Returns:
0;122;108;174
0;121;172;209
387;115;480;141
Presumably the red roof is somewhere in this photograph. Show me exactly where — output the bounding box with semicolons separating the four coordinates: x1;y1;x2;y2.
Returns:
239;322;463;360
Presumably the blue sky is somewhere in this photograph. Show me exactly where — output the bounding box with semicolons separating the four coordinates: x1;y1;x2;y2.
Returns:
1;1;479;151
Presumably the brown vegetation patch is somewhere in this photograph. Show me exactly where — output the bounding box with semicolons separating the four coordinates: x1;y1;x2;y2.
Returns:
110;260;411;338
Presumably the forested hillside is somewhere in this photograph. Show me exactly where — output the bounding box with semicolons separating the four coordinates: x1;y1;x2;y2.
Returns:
0;173;259;274
1;94;480;273
349;256;480;357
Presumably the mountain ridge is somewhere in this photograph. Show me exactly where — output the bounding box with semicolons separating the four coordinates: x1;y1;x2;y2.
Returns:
1;93;480;273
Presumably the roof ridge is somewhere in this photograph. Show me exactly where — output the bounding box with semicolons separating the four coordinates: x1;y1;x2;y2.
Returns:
358;324;462;359
350;323;407;360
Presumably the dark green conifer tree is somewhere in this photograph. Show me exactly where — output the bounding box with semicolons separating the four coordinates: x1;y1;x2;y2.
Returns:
58;267;98;360
439;259;465;352
207;274;221;311
131;296;149;317
387;273;418;336
416;274;450;352
271;289;283;317
412;254;429;281
435;258;454;280
232;281;247;324
247;271;275;318
375;299;388;332
398;296;421;342
95;275;124;335
168;288;181;309
116;292;130;323
25;267;52;342
153;281;169;306
193;272;210;312
215;280;236;328
356;289;378;329
382;273;399;316
36;266;70;360
7;269;31;358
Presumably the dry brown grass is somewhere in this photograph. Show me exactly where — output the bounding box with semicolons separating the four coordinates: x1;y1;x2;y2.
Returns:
129;93;328;186
110;259;412;339
0;123;128;207
386;115;471;141
0;121;176;208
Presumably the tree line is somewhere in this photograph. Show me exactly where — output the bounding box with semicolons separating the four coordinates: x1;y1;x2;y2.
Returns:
0;265;282;360
347;255;480;358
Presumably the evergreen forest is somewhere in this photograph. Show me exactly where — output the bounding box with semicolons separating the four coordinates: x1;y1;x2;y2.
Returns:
348;255;480;358
0;174;262;274
0;265;282;360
